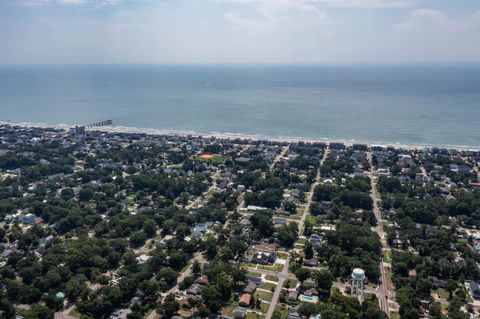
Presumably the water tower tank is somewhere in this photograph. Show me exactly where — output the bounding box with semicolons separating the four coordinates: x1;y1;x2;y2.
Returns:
352;268;365;281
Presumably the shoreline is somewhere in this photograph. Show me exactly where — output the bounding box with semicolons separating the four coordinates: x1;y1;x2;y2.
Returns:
1;120;479;151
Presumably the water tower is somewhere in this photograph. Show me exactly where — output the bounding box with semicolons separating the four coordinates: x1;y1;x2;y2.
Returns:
351;268;365;297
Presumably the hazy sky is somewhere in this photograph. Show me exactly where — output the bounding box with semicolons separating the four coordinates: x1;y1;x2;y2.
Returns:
1;0;480;64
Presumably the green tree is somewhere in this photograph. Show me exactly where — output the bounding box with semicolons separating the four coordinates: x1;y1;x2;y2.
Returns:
158;293;179;318
217;273;232;302
295;268;311;285
304;241;314;260
299;303;317;317
129;231;147;247
143;219;157;238
192;260;202;277
202;285;222;313
66;276;87;301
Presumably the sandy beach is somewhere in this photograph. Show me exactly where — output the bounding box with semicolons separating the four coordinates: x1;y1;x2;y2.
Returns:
1;120;478;151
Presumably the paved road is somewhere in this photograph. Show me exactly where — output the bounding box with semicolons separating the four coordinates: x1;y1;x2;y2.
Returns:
245;265;295;280
265;147;329;319
146;254;205;319
269;144;290;171
265;256;291;319
298;147;329;236
186;170;220;210
367;151;390;316
249;262;381;319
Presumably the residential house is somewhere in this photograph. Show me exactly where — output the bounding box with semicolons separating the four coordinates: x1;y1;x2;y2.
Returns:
303;257;318;267
233;307;246;319
245;275;263;285
251;251;277;265
239;293;251;307
468;281;480;300
243;282;257;294
186;284;204;297
288;290;298;301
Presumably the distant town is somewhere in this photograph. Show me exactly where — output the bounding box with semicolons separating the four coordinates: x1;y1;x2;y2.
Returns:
0;124;479;319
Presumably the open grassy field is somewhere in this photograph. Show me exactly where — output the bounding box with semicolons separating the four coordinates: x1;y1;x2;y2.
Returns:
283;278;298;288
432;288;449;299
248;271;262;277
221;303;238;317
261;282;276;291
274;304;289;319
277;251;289;259
296;237;307;245
246;313;265;319
255;290;274;302
265;274;279;282
197;154;228;164
257;263;283;271
383;250;392;262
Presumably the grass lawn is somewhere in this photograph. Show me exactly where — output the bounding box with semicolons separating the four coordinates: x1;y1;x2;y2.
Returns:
257;263;283;272
220;304;238;317
261;302;270;313
255;290;273;302
305;215;316;225
243;261;258;268
432;288;449;299
383;250;392;262
384;266;395;291
283;279;298;288
261;282;276;292
248;271;262;278
265;275;279;282
246;313;265;319
275;304;289;319
296;238;307;245
197;154;228;164
288;210;303;220
465;289;474;303
277;252;289;259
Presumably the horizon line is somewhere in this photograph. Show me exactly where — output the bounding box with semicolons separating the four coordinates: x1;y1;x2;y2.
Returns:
2;61;480;67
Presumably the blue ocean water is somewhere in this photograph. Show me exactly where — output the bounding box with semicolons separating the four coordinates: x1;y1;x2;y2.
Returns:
0;64;479;147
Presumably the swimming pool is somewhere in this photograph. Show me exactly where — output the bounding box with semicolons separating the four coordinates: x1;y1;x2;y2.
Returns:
299;294;318;303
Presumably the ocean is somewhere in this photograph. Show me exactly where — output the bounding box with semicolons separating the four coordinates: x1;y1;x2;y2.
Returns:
0;64;479;148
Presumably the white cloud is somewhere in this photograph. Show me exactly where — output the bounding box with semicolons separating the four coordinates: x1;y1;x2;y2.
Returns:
310;0;418;9
218;0;328;35
223;12;274;31
15;0;119;6
395;8;472;31
216;0;327;21
217;0;418;10
387;9;480;62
